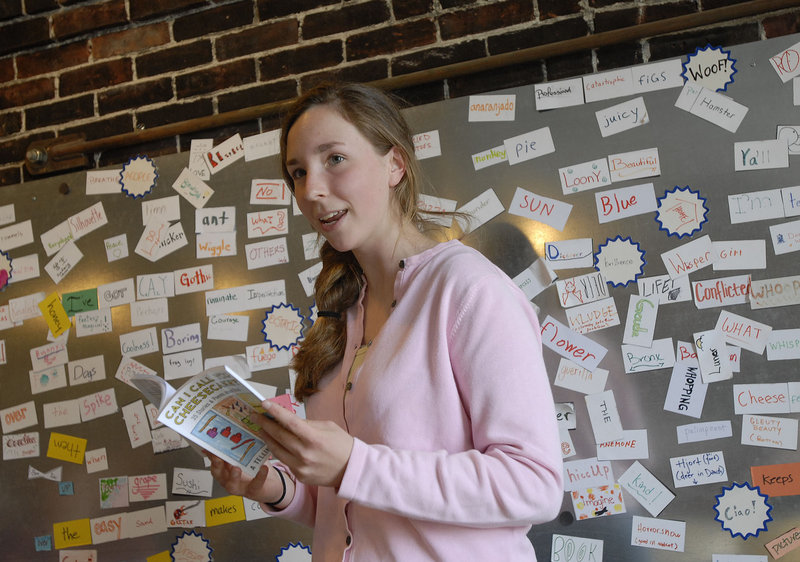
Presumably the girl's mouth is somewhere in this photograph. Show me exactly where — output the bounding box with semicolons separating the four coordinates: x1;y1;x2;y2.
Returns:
320;210;346;224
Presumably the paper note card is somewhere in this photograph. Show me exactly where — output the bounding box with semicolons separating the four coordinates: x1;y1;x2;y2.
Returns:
559;158;611;195
503;127;555;166
545;239;594;270
750;462;800;497
765;528;800;560
556;271;608;308
534;77;584;110
623;294;658;346
129;473;168;502
663;360;708;418
244;130;280;162
631;516;685;552
597;429;648;461
205;133;244;173
694;329;732;384
607;147;660;182
769;39;800;82
750;275;800;309
715;310;771;354
455;188;504;233
583;68;634;102
621;338;675;374
563;457;614;491
468;94;515;121
413;130;441;160
53;518;92;550
669;450;727;487
86;169;122;195
638;274;691;304
595;96;648;137
554;359;608;395
205;495;246;526
661;234;714;279
735;139;789;171
47;432;87;464
619;461;674;516
728;188;784;224
173;168;214;208
551;535;603;562
572;484;626;519
541;316;607;372
676;420;732;444
742;414;798;450
770;218;800;255
508;187;572;230
595;183;657;224
566;297;619;334
734;383;792;415
172;467;213;497
585;390;624;444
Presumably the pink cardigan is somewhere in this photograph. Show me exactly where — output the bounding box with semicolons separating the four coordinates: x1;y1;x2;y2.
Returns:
270;240;563;561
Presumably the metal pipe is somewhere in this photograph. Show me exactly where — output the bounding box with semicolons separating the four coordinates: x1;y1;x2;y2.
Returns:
36;0;800;166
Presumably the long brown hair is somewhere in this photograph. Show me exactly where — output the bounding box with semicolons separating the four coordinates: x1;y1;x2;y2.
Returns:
281;83;430;400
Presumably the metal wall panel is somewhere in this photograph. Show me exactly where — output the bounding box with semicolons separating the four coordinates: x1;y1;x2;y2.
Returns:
1;32;798;560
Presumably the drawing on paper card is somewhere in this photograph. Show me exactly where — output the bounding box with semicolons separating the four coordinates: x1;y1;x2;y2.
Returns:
656;186;708;238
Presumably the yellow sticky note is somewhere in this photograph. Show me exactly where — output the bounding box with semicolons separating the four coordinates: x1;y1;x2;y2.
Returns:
53;518;92;550
47;432;87;464
147;551;172;562
205;495;246;526
38;292;71;338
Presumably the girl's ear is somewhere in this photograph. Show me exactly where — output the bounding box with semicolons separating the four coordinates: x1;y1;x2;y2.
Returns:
387;146;406;189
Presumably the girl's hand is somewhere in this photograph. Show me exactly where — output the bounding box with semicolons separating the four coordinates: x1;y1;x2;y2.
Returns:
206;452;288;506
258;400;354;489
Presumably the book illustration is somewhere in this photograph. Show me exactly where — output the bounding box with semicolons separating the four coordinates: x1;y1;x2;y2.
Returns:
130;357;273;477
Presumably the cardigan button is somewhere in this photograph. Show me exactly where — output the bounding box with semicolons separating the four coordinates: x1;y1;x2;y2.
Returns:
391;299;396;308
399;259;405;268
345;382;353;391
345;535;352;546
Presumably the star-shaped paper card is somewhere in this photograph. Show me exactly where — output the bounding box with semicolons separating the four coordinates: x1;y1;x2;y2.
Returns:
595;236;646;287
120;155;158;199
682;44;737;92
656;186;708;238
713;482;772;540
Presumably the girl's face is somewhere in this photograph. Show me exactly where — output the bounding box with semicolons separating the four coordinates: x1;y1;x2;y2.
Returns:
285;105;406;258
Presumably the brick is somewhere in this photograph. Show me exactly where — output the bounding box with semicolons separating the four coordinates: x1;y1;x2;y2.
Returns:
97;137;178;168
488;16;589;55
60;114;133;142
25;0;60;14
0;17;50;56
440;0;478;8
60;58;133;96
259;40;343;79
448;60;545;98
216;19;299;61
0;1;22;20
0;131;53;166
0;57;13;82
257;0;338;21
136;98;213;128
439;1;534;40
643;1;698;22
545;50;593;80
0;111;22;136
0;77;54;110
588;0;623;7
303;1;390;40
763;12;800;37
52;0;128;41
0;166;21;187
393;0;433;20
217;79;297;113
593;8;640;33
538;0;581;20
26;94;93;129
702;0;751;9
596;42;644;71
173;1;254;41
92;22;170;59
98;77;173;115
391;40;485;76
347;20;436;60
130;0;207;21
17;42;91;79
136;40;212;78
176;59;255;99
648;23;760;61
300;59;388;90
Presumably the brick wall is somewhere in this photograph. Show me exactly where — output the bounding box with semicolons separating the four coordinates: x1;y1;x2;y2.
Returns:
1;0;798;187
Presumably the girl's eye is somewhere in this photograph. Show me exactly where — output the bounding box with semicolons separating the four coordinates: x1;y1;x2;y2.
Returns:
290;169;306;180
328;154;345;165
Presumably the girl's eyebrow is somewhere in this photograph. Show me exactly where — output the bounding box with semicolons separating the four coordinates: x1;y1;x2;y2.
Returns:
286;141;344;167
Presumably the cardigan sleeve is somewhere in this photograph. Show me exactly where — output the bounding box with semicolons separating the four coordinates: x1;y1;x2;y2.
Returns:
260;465;318;528
337;272;564;527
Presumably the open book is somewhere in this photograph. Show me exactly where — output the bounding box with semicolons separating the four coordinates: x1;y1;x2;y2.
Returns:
130;357;272;477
